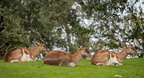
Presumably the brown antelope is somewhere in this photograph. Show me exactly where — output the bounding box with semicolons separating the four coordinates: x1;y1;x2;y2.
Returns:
29;42;50;58
4;42;49;63
91;42;137;66
44;45;91;67
4;46;35;63
4;32;49;63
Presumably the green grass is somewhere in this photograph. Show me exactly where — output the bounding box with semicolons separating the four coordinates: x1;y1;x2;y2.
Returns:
0;58;144;78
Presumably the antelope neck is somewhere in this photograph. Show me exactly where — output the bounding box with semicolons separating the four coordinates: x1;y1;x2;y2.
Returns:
116;47;128;61
72;49;83;64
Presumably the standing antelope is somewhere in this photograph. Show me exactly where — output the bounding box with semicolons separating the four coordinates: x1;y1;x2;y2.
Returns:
4;42;48;63
44;45;91;67
91;42;137;66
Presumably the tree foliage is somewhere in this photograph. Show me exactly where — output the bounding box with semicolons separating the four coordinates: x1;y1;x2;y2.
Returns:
0;0;143;55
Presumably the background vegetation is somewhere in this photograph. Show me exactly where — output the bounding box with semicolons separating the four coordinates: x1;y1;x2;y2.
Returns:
0;0;144;54
0;58;144;78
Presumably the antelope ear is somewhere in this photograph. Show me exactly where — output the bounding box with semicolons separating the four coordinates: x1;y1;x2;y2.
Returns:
77;44;80;48
120;41;125;47
36;43;40;46
77;44;83;49
125;43;131;48
32;41;39;46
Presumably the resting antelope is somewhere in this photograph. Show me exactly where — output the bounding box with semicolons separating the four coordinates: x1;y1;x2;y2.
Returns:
4;42;48;63
44;45;91;67
91;42;137;66
29;42;50;58
4;46;35;63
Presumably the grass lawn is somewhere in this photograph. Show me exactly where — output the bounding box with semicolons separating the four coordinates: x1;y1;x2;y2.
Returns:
0;58;144;78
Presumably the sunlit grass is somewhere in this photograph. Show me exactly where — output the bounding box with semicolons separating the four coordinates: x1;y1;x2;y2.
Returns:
0;58;144;78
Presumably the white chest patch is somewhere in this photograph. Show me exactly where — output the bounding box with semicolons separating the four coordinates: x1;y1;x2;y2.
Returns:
106;53;119;66
21;50;32;62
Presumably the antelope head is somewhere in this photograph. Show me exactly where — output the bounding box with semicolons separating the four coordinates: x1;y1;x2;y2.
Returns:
77;45;91;57
121;41;137;56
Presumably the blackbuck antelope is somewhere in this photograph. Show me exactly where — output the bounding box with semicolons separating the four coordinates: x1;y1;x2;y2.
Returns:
91;42;137;66
44;45;91;67
4;42;48;63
